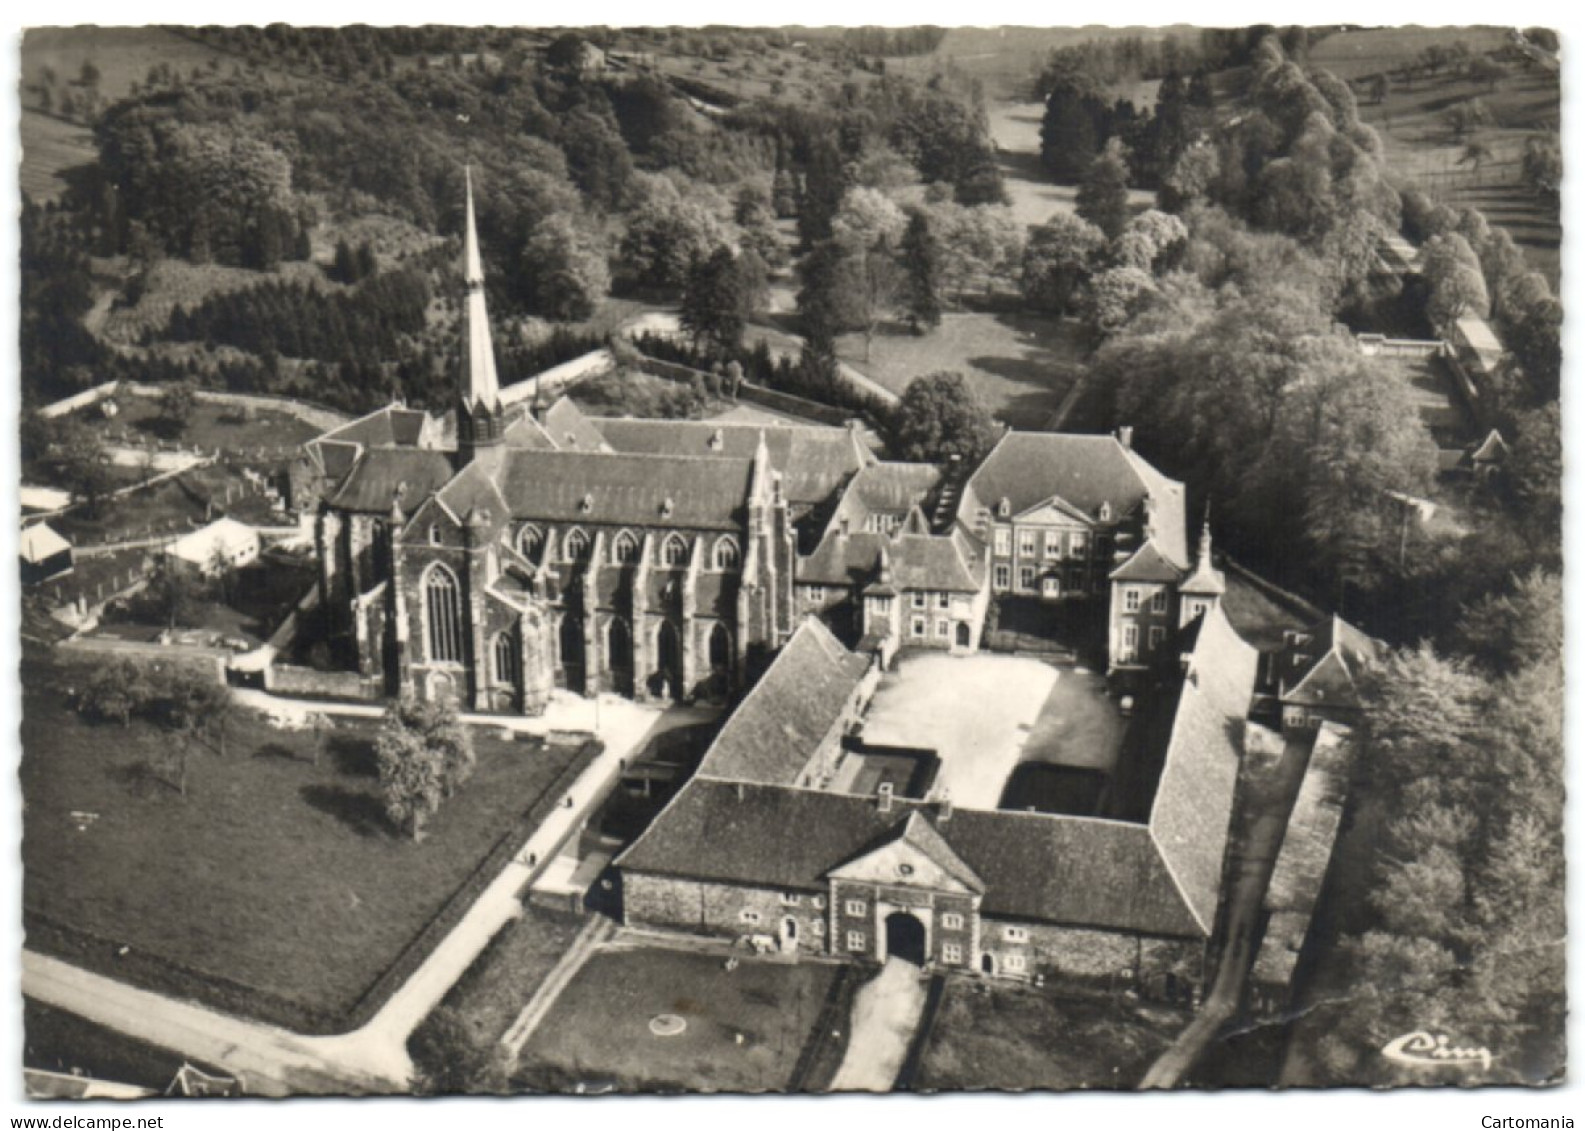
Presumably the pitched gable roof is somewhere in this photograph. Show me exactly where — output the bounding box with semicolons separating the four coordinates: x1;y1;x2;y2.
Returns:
539;396;612;452
694;617;872;785
327;448;458;514
1147;604;1258;933
797;528;984;593
962;431;1188;565
594;418;871;506
829;811;986;894
492;449;753;530
1110;539;1185;584
1278;615;1378;708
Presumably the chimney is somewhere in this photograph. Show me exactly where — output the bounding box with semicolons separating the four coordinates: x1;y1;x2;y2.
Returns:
1118;425;1134;449
938;796;953;822
838;517;850;538
878;782;894;813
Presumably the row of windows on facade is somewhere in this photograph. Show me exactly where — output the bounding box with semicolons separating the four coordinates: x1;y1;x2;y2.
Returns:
992;527;1097;560
837;932;1026;969
422;522;743;571
992;563;1104;596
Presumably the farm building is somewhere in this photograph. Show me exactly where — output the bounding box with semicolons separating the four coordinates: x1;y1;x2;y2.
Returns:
166;517;260;578
20;522;74;585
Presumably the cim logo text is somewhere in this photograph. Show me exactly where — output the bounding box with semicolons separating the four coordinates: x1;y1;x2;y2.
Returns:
1382;1030;1493;1072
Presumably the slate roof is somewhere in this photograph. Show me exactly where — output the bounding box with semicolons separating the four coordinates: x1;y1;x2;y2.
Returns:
1277;615;1378;709
594;418;871;506
327;448;458;514
1147;604;1259;932
797;528;984;593
962;431;1187;566
1110;539;1185;584
618;781;1208;937
307;405;436;481
539;396;612;452
827;463;943;535
20;523;71;562
491;449;754;530
694;617;871;785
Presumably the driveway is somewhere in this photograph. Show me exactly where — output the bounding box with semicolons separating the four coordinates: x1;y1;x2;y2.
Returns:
829;959;929;1092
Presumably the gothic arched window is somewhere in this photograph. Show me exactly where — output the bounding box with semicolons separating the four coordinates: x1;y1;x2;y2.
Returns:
713;536;741;571
662;534;689;567
425;564;464;663
611;530;639;565
493;630;520;687
517;524;543;560
564;527;590;563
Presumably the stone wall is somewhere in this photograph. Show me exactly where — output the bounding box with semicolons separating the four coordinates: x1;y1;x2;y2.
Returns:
623;873;832;952
265;664;382;700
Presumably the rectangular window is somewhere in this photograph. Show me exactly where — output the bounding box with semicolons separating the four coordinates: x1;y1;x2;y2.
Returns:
806;585;825;604
813;895;826;910
1122;624;1139;660
942;943;962;964
1151;589;1169;614
1149;625;1166;650
1124;587;1142;612
1069;532;1088;557
941;913;964;930
1018;530;1036;558
740;909;762;925
1018;566;1036;592
1003;926;1029;943
1041;576;1061;598
847;931;866;952
1066;567;1084;593
1006;954;1027;973
1044;530;1062;558
937;592;950;610
911;617;926;638
845;900;867;917
779;892;801;907
993;528;1011;556
994;564;1010;591
936;619;950;638
911;591;926;609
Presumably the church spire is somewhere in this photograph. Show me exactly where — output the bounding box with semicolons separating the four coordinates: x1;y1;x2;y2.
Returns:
1197;501;1213;569
459;166;502;462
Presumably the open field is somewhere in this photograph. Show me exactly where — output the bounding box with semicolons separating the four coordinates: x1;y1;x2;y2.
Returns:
887;26;1193;98
105;392;325;453
836;311;1086;429
516;946;837;1092
19;109;96;204
21;683;592;1030
93;258;339;346
1308;28;1560;288
987;100;1159;229
22;26;245;108
916;977;1182;1090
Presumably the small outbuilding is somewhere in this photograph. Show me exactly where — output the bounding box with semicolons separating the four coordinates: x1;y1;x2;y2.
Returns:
165;517;260;578
20;522;74;586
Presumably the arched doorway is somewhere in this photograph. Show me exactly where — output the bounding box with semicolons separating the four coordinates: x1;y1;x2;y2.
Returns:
981;952;996;976
656;621;683;700
955;622;971;649
708;622;732;674
779;917;798;953
426;670;456;703
885;911;927;966
607;617;634;698
559;616;585;696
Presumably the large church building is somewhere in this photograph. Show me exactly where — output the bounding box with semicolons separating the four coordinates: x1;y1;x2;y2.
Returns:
304;178;1227;710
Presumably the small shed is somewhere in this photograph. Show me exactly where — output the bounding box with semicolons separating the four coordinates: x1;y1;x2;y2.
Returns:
166;517;260;578
20;522;74;585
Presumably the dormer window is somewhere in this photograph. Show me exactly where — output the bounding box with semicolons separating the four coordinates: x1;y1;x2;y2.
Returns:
1098;502;1113;522
579;493;594;515
660;498;675;519
708;428;724;452
429;524;442;546
997;497;1011;519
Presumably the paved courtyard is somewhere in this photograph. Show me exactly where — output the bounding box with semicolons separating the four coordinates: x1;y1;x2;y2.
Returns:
859;653;1124;812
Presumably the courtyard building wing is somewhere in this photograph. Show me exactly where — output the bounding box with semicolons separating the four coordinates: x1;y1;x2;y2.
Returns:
492;449;755;530
1110;539;1187;584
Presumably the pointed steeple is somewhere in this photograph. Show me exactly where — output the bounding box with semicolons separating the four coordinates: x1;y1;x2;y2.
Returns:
1180;502;1225;598
458;167;502;463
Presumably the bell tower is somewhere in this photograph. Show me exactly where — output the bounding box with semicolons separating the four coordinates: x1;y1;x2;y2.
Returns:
457;167;503;464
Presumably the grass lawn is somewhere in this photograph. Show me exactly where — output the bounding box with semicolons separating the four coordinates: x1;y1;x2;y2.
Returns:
107;393;324;454
19;109;95;204
21;682;592;1031
1220;570;1315;653
419;904;588;1052
516;947;837;1093
94;259;335;346
916;977;1182;1091
836;311;1088;429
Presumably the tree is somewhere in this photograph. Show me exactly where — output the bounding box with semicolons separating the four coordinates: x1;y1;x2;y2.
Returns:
830;187;907;256
898;210;942;333
157;379;198;437
410;1005;496;1095
1366;73;1389;105
144;561;206;630
148;669;231;796
1080;264;1157;342
1506;403;1562;540
76;659;151;727
620;175;732;292
1020;212;1104;315
1456;569;1561;677
376;700;448;840
1076;138;1132;240
1444;98;1492;141
849;235;903;362
1467;56;1509;93
680;246;745;358
1457;140;1495;179
886;371;1000;464
1422;233;1489;334
1520;134;1562;198
520;214;610;322
1113;209;1188;273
